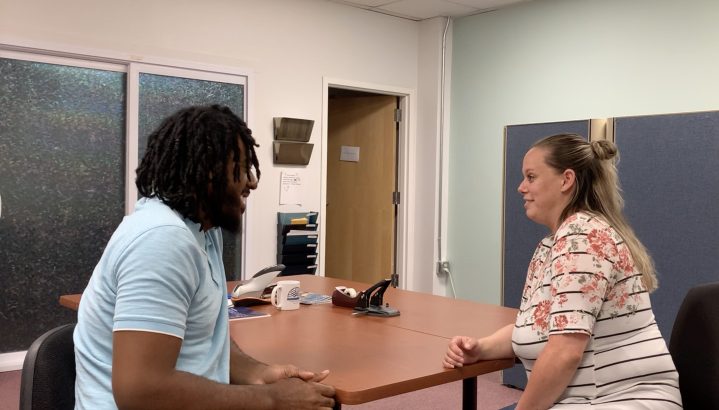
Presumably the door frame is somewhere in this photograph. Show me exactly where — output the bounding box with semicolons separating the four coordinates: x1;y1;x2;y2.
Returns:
321;77;416;290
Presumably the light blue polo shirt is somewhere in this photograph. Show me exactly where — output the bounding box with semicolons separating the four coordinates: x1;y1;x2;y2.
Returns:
74;197;229;409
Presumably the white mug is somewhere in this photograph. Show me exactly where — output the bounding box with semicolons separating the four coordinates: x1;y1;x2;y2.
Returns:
271;280;301;311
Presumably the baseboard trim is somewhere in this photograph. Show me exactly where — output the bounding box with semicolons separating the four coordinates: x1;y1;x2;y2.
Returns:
0;351;26;372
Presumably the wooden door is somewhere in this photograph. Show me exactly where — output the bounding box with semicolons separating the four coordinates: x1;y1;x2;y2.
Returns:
326;95;397;284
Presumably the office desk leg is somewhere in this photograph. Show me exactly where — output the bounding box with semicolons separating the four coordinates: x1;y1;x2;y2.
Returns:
462;377;477;409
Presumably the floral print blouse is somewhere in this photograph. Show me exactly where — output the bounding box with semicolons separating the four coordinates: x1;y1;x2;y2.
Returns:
511;212;681;408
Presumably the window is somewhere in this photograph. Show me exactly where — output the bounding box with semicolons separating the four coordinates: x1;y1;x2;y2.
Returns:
0;49;248;354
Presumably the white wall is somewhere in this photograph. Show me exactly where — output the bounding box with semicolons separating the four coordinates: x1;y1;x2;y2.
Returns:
415;17;454;295
0;0;445;286
448;0;719;304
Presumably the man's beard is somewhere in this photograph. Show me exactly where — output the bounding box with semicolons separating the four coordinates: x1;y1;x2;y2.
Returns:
206;189;242;233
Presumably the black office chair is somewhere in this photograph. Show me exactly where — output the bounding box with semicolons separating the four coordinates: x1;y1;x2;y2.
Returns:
20;323;76;410
669;282;719;409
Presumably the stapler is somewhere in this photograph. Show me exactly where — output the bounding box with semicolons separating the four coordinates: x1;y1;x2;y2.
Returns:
353;278;400;317
231;264;285;299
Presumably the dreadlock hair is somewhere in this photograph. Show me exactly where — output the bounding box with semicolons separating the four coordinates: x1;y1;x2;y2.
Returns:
532;133;657;292
136;104;260;224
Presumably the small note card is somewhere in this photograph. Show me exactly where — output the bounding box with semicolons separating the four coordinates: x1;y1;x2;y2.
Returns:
340;145;360;162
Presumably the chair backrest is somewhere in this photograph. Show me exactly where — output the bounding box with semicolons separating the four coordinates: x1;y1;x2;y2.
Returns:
20;323;76;410
669;282;719;410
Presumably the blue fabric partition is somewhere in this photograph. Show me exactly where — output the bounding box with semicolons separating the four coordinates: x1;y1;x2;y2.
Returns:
503;111;719;390
502;120;590;389
615;111;719;342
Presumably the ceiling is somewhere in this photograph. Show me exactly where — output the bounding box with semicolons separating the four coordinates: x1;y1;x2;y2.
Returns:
327;0;530;21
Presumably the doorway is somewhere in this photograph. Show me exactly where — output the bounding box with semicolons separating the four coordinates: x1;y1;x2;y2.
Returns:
325;88;399;285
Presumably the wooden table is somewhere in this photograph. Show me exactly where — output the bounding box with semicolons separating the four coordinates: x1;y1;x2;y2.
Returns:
60;275;518;409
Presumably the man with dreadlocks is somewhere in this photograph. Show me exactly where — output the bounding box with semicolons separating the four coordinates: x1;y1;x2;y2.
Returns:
74;105;336;409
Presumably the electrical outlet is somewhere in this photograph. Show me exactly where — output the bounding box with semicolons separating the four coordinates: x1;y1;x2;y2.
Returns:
436;261;450;276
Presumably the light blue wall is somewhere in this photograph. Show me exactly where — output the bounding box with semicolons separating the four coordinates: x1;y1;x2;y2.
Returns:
448;0;719;304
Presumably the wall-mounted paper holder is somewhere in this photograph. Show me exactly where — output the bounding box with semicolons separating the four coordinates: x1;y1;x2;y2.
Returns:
274;117;314;142
273;117;314;165
273;141;314;165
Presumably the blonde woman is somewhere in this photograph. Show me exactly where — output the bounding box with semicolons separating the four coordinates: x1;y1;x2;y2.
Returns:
443;134;681;409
